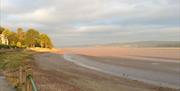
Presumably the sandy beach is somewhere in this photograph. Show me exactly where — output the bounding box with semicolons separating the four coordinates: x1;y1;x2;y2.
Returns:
62;47;180;60
29;47;180;91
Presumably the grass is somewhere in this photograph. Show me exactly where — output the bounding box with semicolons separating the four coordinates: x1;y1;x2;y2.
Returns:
0;49;35;70
0;44;19;49
0;49;36;90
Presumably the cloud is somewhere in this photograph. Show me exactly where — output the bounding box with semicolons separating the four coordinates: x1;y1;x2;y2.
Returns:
0;0;179;47
8;7;56;23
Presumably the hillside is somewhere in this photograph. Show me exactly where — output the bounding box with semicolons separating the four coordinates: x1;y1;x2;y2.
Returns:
102;41;180;47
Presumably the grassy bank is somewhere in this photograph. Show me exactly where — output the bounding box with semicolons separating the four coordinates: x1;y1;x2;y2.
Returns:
0;44;20;49
0;49;36;90
0;49;35;70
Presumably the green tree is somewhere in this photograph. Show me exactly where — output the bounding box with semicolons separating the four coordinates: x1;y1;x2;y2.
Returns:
46;36;53;49
2;28;18;45
2;28;12;37
8;32;18;45
39;34;46;48
17;28;25;47
0;26;5;34
16;42;21;47
1;27;53;48
40;34;53;49
25;28;40;47
0;39;2;44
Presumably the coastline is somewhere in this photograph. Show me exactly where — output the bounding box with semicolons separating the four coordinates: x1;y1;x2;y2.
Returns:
24;47;180;90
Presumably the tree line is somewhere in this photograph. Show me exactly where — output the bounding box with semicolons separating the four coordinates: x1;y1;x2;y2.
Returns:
0;26;53;49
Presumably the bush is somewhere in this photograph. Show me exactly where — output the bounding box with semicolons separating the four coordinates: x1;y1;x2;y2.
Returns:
0;44;19;49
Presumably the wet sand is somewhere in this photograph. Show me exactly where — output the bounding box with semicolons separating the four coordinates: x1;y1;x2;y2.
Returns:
62;47;180;60
62;47;180;89
32;52;179;91
64;53;180;89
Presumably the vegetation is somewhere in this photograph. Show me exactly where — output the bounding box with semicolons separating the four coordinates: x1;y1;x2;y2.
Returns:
0;49;36;90
0;44;18;49
0;26;5;34
0;26;53;49
0;50;34;70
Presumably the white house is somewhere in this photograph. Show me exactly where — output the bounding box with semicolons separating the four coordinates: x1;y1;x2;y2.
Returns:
0;34;9;45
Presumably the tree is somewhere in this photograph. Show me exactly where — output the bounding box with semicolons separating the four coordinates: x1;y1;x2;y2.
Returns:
2;28;12;37
46;36;53;49
0;39;2;44
39;34;46;48
8;32;18;45
0;26;5;34
16;28;25;47
1;26;53;48
39;34;53;49
25;28;40;47
16;42;21;47
2;28;18;45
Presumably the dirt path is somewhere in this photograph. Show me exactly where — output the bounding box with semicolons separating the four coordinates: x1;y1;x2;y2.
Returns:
32;52;179;91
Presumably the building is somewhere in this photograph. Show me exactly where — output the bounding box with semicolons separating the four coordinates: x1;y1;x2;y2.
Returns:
0;34;9;45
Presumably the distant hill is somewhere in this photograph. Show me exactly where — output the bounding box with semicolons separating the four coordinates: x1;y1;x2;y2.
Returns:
101;41;180;47
64;41;180;48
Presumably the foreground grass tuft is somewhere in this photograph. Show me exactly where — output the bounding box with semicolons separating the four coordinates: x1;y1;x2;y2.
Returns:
0;49;35;70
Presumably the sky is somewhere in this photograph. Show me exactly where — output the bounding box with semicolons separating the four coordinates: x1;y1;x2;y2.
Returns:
0;0;179;47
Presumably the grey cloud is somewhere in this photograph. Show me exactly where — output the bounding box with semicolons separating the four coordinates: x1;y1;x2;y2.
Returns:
1;0;179;47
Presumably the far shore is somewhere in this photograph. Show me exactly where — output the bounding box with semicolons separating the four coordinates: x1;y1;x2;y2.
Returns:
2;47;179;60
25;47;180;60
61;47;180;60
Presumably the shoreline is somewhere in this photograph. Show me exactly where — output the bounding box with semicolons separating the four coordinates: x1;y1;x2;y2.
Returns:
32;52;179;91
22;47;180;90
63;53;180;89
61;47;180;60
